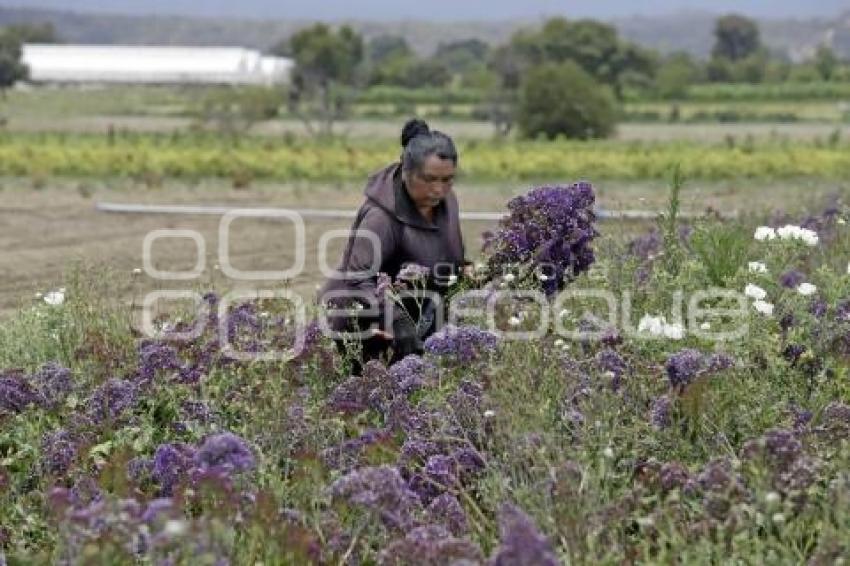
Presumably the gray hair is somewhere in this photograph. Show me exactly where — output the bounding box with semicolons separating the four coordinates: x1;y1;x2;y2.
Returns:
400;118;458;174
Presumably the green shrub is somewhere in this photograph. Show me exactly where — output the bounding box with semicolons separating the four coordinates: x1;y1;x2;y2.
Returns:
517;62;617;140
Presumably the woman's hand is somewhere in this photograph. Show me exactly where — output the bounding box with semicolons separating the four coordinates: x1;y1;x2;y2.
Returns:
368;328;394;341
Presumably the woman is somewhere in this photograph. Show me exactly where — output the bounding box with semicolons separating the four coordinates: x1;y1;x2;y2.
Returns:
319;119;467;372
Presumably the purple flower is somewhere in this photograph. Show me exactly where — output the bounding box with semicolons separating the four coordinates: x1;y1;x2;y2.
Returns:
397;263;431;284
484;182;598;296
326;360;396;414
320;428;392;472
451;447;486;482
424;325;498;364
809;299;828;318
85;379;136;424
779;269;806;289
378;524;483;566
836;300;850;323
181;400;214;424
818;402;850;439
141;497;178;524
389;354;437;395
425;455;456;488
330;465;422;531
761;429;803;467
649;395;672;429
596;348;627;390
137;340;182;383
31;362;73;409
427;494;468;536
127;457;153;485
0;371;39;413
706;353;736;372
153;443;195;496
783;344;807;366
41;429;79;476
489;503;560;566
776;456;818;492
193;432;255;474
696;458;745;495
628;229;662;262
660;462;690;492
665;349;705;388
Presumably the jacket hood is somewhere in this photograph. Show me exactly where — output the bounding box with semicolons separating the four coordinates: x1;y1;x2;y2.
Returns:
364;162;457;231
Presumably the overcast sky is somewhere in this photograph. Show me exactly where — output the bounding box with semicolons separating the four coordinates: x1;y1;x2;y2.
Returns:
4;0;849;20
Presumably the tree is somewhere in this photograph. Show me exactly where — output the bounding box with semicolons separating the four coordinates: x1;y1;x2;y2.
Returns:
508;18;656;99
711;15;761;62
285;24;364;137
404;59;451;88
363;36;415;86
0;28;29;97
366;35;412;66
434;39;490;75
814;45;838;81
4;23;60;44
517;61;616;140
655;53;700;100
482;43;525;137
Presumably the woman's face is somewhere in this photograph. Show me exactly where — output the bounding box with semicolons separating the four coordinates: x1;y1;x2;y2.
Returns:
405;154;456;211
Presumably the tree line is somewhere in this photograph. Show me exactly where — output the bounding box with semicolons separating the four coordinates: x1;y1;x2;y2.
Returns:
1;16;848;139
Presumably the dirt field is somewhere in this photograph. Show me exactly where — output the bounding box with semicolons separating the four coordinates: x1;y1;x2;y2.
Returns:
0;176;843;320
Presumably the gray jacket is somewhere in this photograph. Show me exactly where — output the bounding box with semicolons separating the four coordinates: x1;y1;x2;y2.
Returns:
319;161;466;333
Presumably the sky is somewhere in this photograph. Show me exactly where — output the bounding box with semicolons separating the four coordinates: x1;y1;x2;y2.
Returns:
4;0;849;21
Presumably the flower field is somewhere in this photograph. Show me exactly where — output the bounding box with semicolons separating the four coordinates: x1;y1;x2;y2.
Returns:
1;180;850;565
2;132;850;184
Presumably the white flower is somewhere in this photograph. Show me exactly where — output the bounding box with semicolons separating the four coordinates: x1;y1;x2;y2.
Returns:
447;274;458;286
163;519;188;537
754;226;776;241
553;339;565;348
663;323;685;340
700;322;712;330
483;409;496;418
538;273;549;281
748;261;768;274
44;290;65;306
776;224;798;240
558;308;570;318
764;491;781;507
752;299;774;316
503;273;516;283
603;447;615;460
34;292;43;299
508;316;521;327
638;314;684;339
799;229;819;246
638;314;665;335
771;513;786;525
837;218;846;225
744;284;767;300
796;282;817;296
775;225;819;246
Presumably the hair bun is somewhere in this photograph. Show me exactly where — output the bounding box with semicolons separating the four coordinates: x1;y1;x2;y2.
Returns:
400;118;430;148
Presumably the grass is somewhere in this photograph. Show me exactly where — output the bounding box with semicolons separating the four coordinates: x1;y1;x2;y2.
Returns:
1;185;849;562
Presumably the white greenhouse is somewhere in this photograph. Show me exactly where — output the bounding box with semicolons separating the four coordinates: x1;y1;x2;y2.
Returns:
21;44;294;85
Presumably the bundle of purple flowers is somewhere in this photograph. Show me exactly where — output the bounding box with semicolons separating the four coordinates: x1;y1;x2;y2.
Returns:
484;181;598;295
